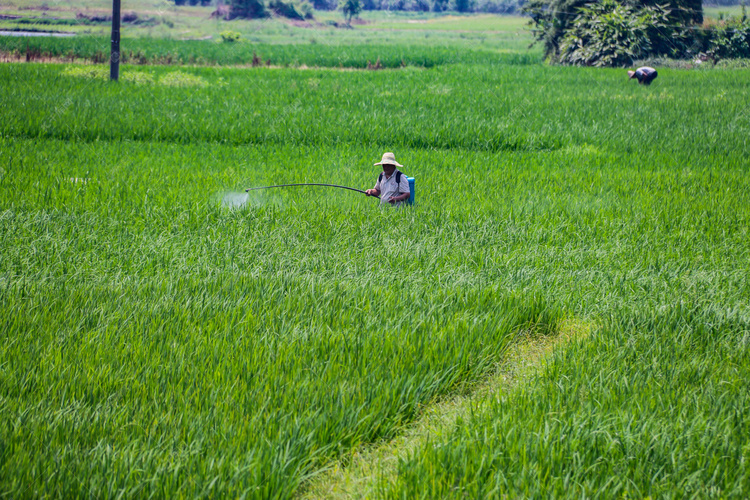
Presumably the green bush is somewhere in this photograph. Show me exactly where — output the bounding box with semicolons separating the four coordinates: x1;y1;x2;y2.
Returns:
559;0;670;67
340;0;361;24
220;30;242;42
297;0;315;18
708;18;750;59
525;0;702;64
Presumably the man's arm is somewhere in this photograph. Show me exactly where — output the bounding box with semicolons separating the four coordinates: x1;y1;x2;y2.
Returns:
387;192;409;204
366;177;383;197
388;175;411;203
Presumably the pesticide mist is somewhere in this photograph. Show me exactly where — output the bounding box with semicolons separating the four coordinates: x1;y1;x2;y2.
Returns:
221;192;249;209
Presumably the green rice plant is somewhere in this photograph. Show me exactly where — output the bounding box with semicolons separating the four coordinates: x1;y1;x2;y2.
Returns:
2;129;749;495
2;63;749;157
1;43;750;498
0;155;563;495
386;306;750;498
0;35;540;67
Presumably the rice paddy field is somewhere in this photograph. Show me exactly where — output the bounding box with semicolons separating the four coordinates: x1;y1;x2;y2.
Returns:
2;8;750;499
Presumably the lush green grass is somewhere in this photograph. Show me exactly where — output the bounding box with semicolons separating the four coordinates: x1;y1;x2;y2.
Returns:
1;197;558;497
387;306;750;498
1;19;750;499
2;63;748;155
0;35;538;66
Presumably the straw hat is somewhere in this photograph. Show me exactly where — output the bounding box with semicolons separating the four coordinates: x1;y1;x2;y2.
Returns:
374;152;403;167
627;70;636;79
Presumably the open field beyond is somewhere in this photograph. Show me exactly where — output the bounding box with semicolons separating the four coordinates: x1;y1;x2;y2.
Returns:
2;9;750;498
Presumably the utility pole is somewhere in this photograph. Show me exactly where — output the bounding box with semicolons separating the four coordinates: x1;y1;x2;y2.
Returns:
110;0;121;81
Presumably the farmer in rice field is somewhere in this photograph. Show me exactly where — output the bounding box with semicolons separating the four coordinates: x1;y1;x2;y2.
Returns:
628;66;658;85
365;152;411;206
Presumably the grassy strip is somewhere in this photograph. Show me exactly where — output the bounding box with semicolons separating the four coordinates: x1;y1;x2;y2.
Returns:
2;62;750;156
0;12;535;43
0;35;537;67
385;306;750;498
301;318;592;499
1;136;747;312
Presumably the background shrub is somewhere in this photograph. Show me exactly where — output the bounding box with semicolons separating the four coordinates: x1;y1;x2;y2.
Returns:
229;0;269;19
525;0;703;64
708;16;750;59
220;30;242;42
558;0;671;67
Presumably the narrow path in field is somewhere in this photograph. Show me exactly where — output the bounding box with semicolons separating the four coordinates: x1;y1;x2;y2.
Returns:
300;318;592;499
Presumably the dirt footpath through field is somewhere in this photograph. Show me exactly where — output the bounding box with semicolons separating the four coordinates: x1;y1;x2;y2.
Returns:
300;318;593;499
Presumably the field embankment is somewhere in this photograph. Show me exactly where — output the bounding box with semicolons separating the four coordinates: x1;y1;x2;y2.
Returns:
302;319;593;499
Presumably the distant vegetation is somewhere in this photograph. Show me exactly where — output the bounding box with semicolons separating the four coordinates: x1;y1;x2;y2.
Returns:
526;0;750;65
229;0;270;18
706;0;749;5
172;0;525;13
0;11;157;27
173;0;213;5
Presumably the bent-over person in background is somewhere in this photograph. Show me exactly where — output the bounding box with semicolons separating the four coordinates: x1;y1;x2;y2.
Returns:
628;67;658;85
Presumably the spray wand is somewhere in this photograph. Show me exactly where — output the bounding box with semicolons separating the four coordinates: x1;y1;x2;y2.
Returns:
245;183;379;199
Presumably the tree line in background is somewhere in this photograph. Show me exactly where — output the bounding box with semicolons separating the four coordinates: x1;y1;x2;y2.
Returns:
216;0;314;21
524;0;750;65
187;0;750;66
179;0;749;11
186;0;524;14
341;0;522;13
216;0;522;25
